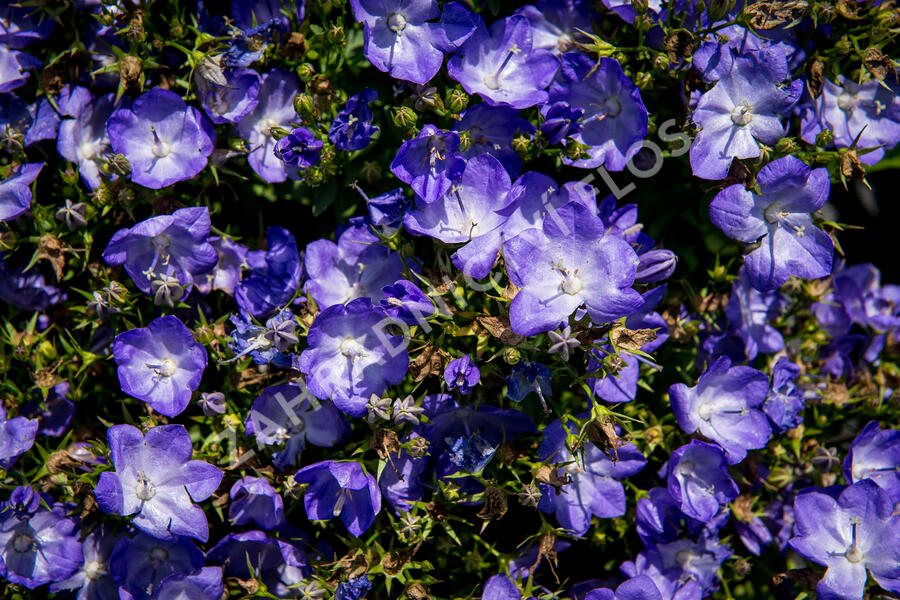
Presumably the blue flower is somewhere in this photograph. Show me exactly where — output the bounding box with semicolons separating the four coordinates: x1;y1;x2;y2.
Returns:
390;124;466;204
294;460;382;537
235;226;302;318
329;88;379;151
274;127;323;168
444;355;480;394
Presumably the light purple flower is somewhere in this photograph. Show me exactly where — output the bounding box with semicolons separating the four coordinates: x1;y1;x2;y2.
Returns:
0;45;41;92
107;87;215;189
349;0;476;84
154;566;224;600
236;69;301;182
763;358;804;434
666;440;739;522
329;88;379;151
113;315;208;417
49;527;120;599
448;15;557;109
790;481;900;600
710;155;832;291
585;576;665;600
207;530;310;598
548;54;648;171
198;67;261;124
538;416;646;535
109;533;205;600
444;355;480;394
235;226;302;318
0;162;42;222
390;124;466;204
843;422;900;504
56;85;118;190
505;201;642;336
196;235;249;296
514;0;593;55
724;267;786;358
304;217;405;309
0;405;38;470
379;279;435;326
274;126;323;168
298;298;409;417
229;476;285;530
669;356;772;464
93;424;223;541
690;48;801;180
101;206;218;297
454;103;535;177
294;460;382;537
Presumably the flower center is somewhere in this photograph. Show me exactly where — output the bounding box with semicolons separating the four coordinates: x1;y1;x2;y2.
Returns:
333;488;352;516
560;270;583;295
157;358;177;378
764;203;787;224
135;472;157;501
12;533;34;554
483;73;501;90
846;544;864;563
697;402;715;420
387;12;407;33
339;337;366;360
149;547;169;565
837;92;857;113
149;126;170;158
730;102;753;126
602;96;622;118
84;560;106;580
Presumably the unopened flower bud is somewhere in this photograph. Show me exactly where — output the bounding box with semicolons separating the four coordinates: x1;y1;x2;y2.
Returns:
512;134;532;154
194;324;215;345
635;249;677;283
775;137;799;154
706;0;737;23
327;24;344;44
294;92;316;119
360;161;382;183
503;347;521;365
392;106;418;129
297;63;316;81
631;0;649;14
446;88;469;114
815;128;834;147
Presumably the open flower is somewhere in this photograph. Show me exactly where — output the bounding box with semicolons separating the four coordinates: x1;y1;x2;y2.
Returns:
390;125;466;204
293;460;381;537
113;315;208;417
93;424;223;541
666;440;739;522
0;162;42;222
107;87;215;189
843;421;900;504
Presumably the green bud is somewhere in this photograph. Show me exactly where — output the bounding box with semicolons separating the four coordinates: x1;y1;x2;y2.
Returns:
634;72;652;90
297;63;316;81
815;128;834;147
392;106;418;129
706;0;736;24
834;36;851;55
511;134;532;154
631;0;649;15
445;88;469;114
457;130;472;152
269;126;291;140
775;137;799;154
327;24;345;44
653;54;670;71
293;92;316;119
194;324;215;345
503;347;521;365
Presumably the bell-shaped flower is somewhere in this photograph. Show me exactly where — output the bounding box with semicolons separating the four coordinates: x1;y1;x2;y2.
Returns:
196;236;248;296
666;441;739;522
245;383;350;468
710;155;832;291
379;279;435;326
153;566;224;600
0;405;37;469
0;45;41;92
390;124;466;204
293;460;382;537
236;69;301;183
448;15;558;109
49;527;121;599
93;424;223;541
538;416;646;535
724;267;786;358
206;530;311;596
107;88;215;189
229;476;285;530
198;67;260;124
453;103;534;177
843;422;900;504
329;88;379;151
586;576;665;600
0;162;42;222
235;225;302;318
109;533;205;600
444;355;480;394
669;356;772;464
514;0;594;55
548;54;648;170
56;85;118;190
224;309;300;370
298;298;409;417
790;481;900;600
404;152;514;278
113;315;208;417
349;0;476;84
505;201;643;336
763;358;805;434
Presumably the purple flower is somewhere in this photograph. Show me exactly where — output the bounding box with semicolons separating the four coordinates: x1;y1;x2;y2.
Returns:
56;85;118;190
199;392;226;416
669;356;772;464
379;279;435;326
229;476;285;530
538;416;646;535
666;441;739;522
504;201;643;336
586;576;665;600
709;155;832;291
404;153;513;279
198;67;261;124
587;345;641;405
454;103;535;177
245;383;350;468
293;460;382;537
299;298;409;417
207;530;310;598
236;69;301;182
0;45;41;92
0;162;42;222
379;433;428;512
644;537;731;596
514;0;593;54
448;15;558;109
548;54;648;171
636;486;728;546
232;0;304;30
0;405;38;469
790;481;900;600
337;575;372;600
49;527;120;599
363;187;411;232
196;235;248;295
329;88;379;151
724;267;786;358
690;48;801;180
235;226;302;318
505;361;553;405
763;358;804;433
154;566;224;600
390;124;466;204
94;424;223;541
635;249;677;284
21;381;74;437
101;206;218;297
802;77;900;165
226;308;299;369
109;533;205;600
0;4;55;48
274;126;323;168
113;315;207;417
444;355;480;394
0;488;83;589
304;217;405;309
107;87;215;189
501;173;597;241
1;94;59;148
843;422;900;504
349;0;476;84
540;101;584;144
482;574;521;600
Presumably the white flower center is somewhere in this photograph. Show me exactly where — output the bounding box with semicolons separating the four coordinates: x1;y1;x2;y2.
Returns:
483;73;501;90
602;96;622;118
837;92;857;113
388;12;407;33
149;547;169;565
731;102;753;126
764;203;787;224
135;472;157;501
846;544;864;563
84;560;106;580
697;402;715;420
157;358;177;378
12;533;34;553
339;337;366;360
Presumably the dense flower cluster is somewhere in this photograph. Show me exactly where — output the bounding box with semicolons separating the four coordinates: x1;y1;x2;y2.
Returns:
1;0;900;599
